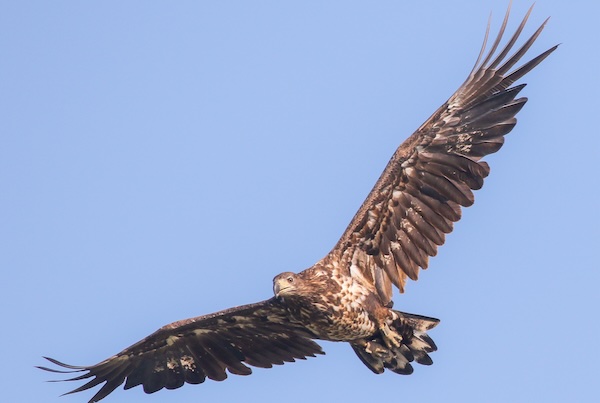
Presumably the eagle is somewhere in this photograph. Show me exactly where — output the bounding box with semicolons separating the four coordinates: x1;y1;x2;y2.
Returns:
39;5;557;402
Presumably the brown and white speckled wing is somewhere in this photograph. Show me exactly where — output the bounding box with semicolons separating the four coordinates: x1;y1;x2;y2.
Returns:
38;298;323;403
326;5;557;305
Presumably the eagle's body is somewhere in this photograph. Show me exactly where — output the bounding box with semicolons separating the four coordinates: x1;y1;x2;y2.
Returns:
274;263;383;342
272;251;440;374
40;5;557;403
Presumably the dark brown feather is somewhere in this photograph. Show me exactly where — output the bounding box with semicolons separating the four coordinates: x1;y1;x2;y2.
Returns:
39;299;323;402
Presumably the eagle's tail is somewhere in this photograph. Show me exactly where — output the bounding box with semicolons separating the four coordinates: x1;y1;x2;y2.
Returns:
351;311;439;375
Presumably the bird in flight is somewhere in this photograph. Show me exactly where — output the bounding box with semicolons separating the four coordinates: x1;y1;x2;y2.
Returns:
39;4;556;402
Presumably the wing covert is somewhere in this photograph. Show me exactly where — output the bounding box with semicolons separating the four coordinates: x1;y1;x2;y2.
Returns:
326;5;557;305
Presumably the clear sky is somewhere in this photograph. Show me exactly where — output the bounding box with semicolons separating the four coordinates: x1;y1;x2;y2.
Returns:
2;1;598;403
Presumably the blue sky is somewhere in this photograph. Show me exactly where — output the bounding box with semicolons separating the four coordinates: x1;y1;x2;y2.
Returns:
2;1;598;402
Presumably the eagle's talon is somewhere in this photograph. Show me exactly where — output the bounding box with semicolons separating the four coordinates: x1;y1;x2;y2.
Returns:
365;341;392;360
381;324;403;348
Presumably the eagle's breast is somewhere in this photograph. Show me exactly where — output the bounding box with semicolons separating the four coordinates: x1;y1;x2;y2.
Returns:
283;265;381;341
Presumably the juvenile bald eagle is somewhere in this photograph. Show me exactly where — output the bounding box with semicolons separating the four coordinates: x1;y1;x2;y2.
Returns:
40;5;557;402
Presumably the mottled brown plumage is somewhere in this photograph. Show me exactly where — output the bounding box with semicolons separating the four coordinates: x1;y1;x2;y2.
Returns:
39;5;556;402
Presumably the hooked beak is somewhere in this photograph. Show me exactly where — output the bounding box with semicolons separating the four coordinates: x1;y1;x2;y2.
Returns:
273;278;292;298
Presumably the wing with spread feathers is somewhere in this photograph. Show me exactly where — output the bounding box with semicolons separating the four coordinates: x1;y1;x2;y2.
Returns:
327;5;557;305
39;298;323;403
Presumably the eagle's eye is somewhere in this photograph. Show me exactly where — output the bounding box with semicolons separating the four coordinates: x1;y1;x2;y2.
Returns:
287;276;294;283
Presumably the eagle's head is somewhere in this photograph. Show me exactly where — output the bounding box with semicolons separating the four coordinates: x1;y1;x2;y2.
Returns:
273;272;302;299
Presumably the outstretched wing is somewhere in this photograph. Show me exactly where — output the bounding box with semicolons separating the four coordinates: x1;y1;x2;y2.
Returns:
326;5;557;305
39;298;323;403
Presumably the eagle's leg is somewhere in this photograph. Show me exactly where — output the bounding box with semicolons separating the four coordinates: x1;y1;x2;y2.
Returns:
380;323;403;348
352;311;439;374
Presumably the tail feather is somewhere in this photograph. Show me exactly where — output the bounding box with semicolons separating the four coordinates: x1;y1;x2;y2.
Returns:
351;311;439;375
